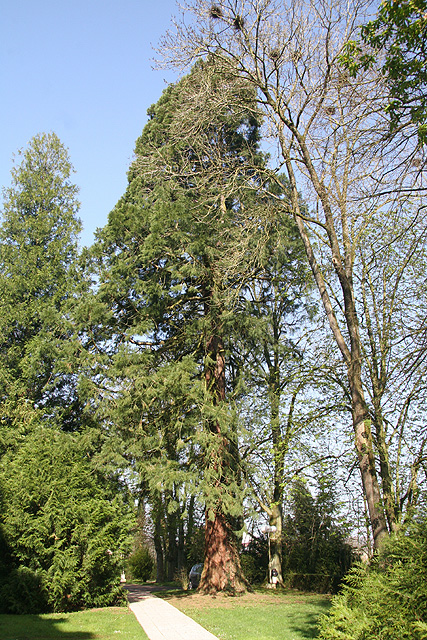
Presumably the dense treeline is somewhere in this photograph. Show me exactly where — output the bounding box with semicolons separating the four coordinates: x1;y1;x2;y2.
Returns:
0;2;426;634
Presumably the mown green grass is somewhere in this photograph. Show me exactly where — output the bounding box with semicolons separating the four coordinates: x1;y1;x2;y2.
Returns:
161;588;331;640
0;588;330;640
0;607;148;640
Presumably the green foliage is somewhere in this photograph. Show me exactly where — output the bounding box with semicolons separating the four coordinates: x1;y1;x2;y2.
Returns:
0;566;48;615
0;132;86;438
239;536;269;585
0;427;133;613
0;133;133;613
341;0;427;143
89;62;269;585
127;545;154;582
318;515;427;639
363;0;427;143
185;525;205;568
283;477;353;593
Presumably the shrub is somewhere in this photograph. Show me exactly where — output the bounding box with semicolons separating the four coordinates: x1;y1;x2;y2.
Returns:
240;535;268;585
318;516;427;639
0;427;133;613
127;545;154;582
174;566;189;590
0;567;48;614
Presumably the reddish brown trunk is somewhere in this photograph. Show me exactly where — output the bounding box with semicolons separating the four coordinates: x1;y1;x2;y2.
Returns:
205;332;226;405
199;511;247;594
200;316;247;593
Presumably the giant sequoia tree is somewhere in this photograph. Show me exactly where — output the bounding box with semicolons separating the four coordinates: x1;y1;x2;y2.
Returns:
91;65;269;593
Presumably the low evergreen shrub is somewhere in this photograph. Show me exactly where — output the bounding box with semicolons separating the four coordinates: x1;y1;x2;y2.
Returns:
0;566;48;614
0;427;133;613
318;516;427;639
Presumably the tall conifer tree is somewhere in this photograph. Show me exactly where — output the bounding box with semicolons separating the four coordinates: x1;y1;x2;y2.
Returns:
0;134;132;613
0;132;83;439
92;65;267;593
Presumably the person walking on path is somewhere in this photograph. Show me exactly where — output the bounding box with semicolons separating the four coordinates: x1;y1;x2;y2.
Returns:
126;584;219;640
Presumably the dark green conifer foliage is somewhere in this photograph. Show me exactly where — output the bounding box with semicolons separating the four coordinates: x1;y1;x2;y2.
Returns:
318;514;427;638
283;476;353;593
0;132;83;438
0;427;132;613
92;64;267;593
0;134;133;613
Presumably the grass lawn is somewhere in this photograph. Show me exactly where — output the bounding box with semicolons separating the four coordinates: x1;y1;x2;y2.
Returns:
159;587;331;640
0;606;148;640
0;586;331;640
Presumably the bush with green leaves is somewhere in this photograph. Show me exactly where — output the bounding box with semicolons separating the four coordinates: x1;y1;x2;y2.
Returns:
318;515;427;639
0;426;134;613
240;536;269;585
127;545;154;582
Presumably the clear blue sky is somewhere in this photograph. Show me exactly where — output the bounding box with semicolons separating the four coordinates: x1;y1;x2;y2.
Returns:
0;0;180;247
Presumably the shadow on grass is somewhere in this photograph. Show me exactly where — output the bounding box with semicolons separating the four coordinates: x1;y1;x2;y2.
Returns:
125;583;183;603
158;589;197;600
0;614;95;640
287;599;331;639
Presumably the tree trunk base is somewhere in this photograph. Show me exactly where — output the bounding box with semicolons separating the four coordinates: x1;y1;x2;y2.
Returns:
199;512;250;595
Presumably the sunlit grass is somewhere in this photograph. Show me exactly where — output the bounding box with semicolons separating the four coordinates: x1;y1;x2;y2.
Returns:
0;606;148;640
160;587;331;640
0;587;331;640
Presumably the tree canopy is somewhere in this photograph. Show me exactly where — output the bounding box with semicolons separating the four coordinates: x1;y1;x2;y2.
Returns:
341;0;427;145
1;0;427;622
0;132;84;436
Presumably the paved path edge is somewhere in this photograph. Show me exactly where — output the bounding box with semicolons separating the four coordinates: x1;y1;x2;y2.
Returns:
125;584;219;640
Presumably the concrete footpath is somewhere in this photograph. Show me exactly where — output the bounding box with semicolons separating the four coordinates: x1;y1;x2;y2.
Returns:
126;584;219;640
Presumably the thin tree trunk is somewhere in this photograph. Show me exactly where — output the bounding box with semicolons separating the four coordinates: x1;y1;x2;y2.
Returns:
361;269;399;532
268;503;283;586
350;374;388;547
281;144;388;549
153;499;165;583
269;365;284;586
